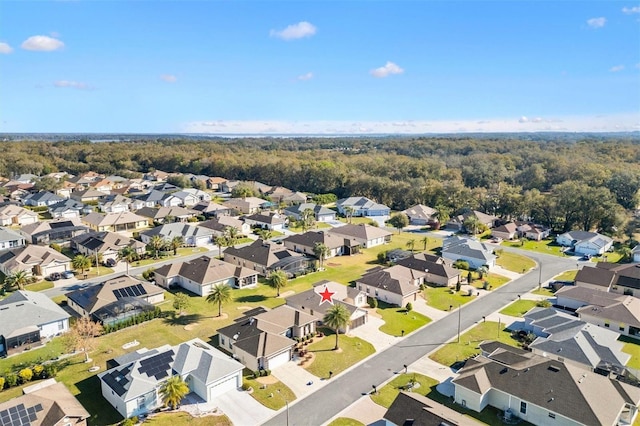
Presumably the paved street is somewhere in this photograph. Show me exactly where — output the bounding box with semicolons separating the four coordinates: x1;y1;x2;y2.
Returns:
263;250;575;426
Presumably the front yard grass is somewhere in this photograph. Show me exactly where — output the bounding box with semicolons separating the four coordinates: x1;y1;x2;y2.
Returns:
25;280;55;291
531;286;555;297
429;321;520;367
499;300;538;317
376;303;431;336
370;373;439;408
287;222;331;233
423;287;476;311
144;412;232;426
470;273;509;290
327;418;365;426
132;247;209;268
74;266;115;280
620;336;640;370
304;329;375;378
242;369;295;410
553;270;577;281
495;251;536;273
502;239;565;256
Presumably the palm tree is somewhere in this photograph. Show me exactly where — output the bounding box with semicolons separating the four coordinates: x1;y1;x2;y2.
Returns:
323;304;351;350
72;255;92;277
214;235;227;258
116;246;138;275
343;206;355;224
421;236;429;251
406;239;416;253
463;215;481;235
267;270;288;297
257;228;273;240
206;283;232;317
170;236;184;256
313;243;329;268
148;235;166;259
301;208;315;231
224;226;239;248
6;270;29;290
433;205;451;230
159;375;190;410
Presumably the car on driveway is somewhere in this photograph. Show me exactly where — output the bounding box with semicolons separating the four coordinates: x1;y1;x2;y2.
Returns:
48;272;61;281
104;258;116;267
62;270;74;279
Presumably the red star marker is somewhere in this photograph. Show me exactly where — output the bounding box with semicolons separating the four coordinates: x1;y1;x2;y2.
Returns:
318;285;336;305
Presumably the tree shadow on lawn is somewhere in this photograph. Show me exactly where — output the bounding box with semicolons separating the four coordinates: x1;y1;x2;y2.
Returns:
163;313;203;326
75;374;122;425
235;295;268;303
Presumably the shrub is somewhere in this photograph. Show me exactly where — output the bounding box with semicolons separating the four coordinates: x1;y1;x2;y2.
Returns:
33;365;44;378
455;281;462;292
405;302;413;312
241;382;251;391
536;299;552;308
377;251;387;264
369;297;378;309
453;260;470;270
121;418;136;426
253;370;261;379
0;377;4;390
50;243;62;253
142;268;155;281
265;369;271;376
18;368;33;383
43;363;58;378
5;374;17;388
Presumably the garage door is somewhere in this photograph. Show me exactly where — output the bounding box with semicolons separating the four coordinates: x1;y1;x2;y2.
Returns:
268;351;291;370
209;373;240;399
46;264;68;275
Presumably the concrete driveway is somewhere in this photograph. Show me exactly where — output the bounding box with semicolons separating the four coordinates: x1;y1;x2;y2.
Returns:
271;360;326;398
215;389;274;425
347;315;399;351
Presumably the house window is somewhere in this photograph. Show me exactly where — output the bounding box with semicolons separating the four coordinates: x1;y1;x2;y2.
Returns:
520;402;527;415
375;290;379;297
548;413;556;419
604;321;610;328
620;324;625;331
461;400;466;408
220;337;225;345
58;321;65;331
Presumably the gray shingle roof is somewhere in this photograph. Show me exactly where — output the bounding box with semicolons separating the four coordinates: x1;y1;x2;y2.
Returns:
0;291;69;339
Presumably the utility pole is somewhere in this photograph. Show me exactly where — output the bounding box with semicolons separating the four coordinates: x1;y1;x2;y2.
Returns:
278;389;289;426
538;263;542;290
457;304;461;343
95;249;100;276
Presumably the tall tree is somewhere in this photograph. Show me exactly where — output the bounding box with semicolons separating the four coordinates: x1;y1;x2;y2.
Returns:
170;236;184;255
313;243;330;268
63;317;103;363
343;206;355;224
148;235;166;259
214;235;227;258
72;255;92;276
406;239;416;253
300;208;316;231
6;270;29;290
421;236;429;251
267;270;288;297
224;226;239;248
323;304;351;350
463;215;481;235
172;293;191;316
116;246;138;275
257;228;273;240
159;375;190;410
432;205;451;230
388;213;409;234
206;284;232;317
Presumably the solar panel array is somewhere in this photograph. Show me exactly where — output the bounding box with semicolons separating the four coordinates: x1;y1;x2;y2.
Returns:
0;403;43;426
113;284;148;300
138;350;175;380
102;365;132;397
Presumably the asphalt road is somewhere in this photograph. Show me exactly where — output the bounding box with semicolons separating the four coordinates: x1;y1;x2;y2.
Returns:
263;250;577;426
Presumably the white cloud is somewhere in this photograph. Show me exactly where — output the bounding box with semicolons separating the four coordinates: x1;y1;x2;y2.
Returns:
370;61;404;78
21;35;64;51
0;42;13;54
519;116;529;123
160;74;177;83
610;65;625;72
622;6;640;14
270;21;317;40
297;72;313;81
586;17;606;28
53;80;93;90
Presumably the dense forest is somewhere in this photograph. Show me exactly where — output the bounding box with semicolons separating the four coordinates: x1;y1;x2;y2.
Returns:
1;135;640;238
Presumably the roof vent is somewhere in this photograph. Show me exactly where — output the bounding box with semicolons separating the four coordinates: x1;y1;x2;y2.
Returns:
548;365;561;372
500;367;508;374
249;317;255;325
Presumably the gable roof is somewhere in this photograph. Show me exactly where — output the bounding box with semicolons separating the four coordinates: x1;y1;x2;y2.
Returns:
356;265;425;296
71;231;145;253
191;201;230;214
224;239;302;268
0;205;38;220
283;203;335;217
0;227;24;242
385;392;478;426
23;191;64;204
285;281;363;319
154;255;257;285
136;206;195;220
402;204;437;221
575;266;616;288
0;291;69;339
47;198;86;214
0;245;71;273
198;216;245;233
577;296;640;329
442;236;496;262
396;253;461;279
244;212;286;225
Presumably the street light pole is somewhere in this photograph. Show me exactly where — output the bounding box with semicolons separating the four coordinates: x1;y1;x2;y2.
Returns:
278;389;289;426
538;263;542;290
457;304;461;343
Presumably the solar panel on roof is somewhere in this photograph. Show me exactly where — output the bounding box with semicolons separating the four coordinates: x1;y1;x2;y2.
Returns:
125;287;136;297
131;286;141;296
112;289;122;300
136;284;147;295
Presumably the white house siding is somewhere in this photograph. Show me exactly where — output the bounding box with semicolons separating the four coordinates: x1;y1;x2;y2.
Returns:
54;210;80;219
41;261;70;276
442;253;494;270
208;371;242;399
145;292;165;305
486;388;580;426
578;312;639;340
267;349;291;370
454;386;485;412
357;283;415;307
317;213;335;222
100;380;128;418
555;296;587;311
556;235;575;247
363;237;386;248
232;345;260;371
492;230;516;240
574;241;611;256
39;319;68;338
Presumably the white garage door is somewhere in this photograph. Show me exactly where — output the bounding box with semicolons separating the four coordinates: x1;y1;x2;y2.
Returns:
209;373;240;399
267;351;291;370
46;264;68;275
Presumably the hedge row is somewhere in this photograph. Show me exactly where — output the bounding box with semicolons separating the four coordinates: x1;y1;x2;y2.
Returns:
102;307;163;334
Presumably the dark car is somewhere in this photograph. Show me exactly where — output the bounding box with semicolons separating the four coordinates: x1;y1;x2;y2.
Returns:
104;258;116;267
580;254;592;261
48;272;61;281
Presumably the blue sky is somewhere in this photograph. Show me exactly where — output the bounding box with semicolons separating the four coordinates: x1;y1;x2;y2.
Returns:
1;1;639;134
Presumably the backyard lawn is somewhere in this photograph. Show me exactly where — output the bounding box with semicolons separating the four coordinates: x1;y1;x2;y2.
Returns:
242;369;295;410
376;303;431;336
499;300;538;317
370;373;439;408
423;287;476;311
144;412;232;426
303;329;375;378
620;336;640;370
429;321;520;367
495;251;536;273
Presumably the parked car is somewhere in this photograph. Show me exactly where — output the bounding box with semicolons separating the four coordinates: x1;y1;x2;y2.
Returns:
48;272;61;281
104;258;116;267
580;254;592;261
62;270;74;279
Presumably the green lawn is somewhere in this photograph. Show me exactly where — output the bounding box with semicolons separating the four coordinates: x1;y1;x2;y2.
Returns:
144;412;232;426
470;273;510;290
532;287;555;297
499;300;538;317
429;321;520;367
287;222;332;233
327;418;365;426
620;336;640;370
25;280;55;291
74;266;115;280
370;373;439;408
132;247;209;268
495;251;536;273
553;270;577;281
423;286;476;311
242;369;295;410
502;239;565;256
303;329;375;378
376;303;431;336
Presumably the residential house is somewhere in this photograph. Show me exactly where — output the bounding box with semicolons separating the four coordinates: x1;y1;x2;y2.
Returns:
82;212;149;233
66;275;164;325
224;197;269;214
217;305;315;371
22;191;65;207
285;280;368;331
19;218;90;245
67;172;104;190
99;338;243;419
452;345;640;426
143;170;170;182
171;188;212;207
136;206;196;224
283;231;346;259
98;194;132;213
131;190;181;209
336;196;390;217
0;204;39;226
206;176;228;191
395;253;461;287
0;227;25;251
140;222;213;247
265;187;307;205
243;212;286;231
223;239;310;277
199;216;250;237
0;290;70;357
633;245;640;263
556;230;613;255
12;173;39;184
516;222;551;241
491;222;518;240
384;392;478;426
152;182;180;193
191;200;231;218
441;236;496;269
283;203;336;222
4;184;34;202
0;379;90;426
447;210;500;231
70;189;109;203
402;204;438;227
0;245;72;278
575;262;640;297
522;307;631;374
356;265;426;307
327;224;392;249
70;231;146;264
221;180;271;194
48;199;89;219
154;255;258;295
